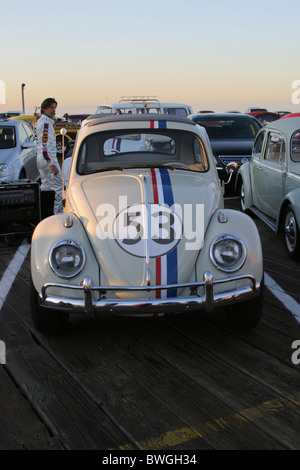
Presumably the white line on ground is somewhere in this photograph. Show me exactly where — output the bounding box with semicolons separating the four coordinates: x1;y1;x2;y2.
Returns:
264;271;300;323
0;239;30;311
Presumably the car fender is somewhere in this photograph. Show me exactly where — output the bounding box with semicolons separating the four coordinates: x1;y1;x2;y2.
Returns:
55;132;73;143
31;212;100;293
236;162;253;208
277;188;300;233
196;209;263;292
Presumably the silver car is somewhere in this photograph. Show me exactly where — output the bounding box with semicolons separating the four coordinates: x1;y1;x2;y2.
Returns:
0;119;38;182
236;116;300;260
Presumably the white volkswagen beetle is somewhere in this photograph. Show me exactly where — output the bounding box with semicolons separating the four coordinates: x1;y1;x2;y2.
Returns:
30;115;264;333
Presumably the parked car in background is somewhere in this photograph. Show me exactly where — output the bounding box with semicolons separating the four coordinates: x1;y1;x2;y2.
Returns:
94;96;193;117
245;107;268;113
246;111;280;125
274;111;291;117
0;111;23;119
236;117;300;259
279;113;300;120
188;113;262;189
30;114;264;333
67;114;90;123
0;119;38;182
11;114;78;156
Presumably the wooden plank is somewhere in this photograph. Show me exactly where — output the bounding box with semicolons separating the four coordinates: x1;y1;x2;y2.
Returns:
29;316;283;450
6;344;131;450
111;315;300;449
78;321;284;450
0;367;63;450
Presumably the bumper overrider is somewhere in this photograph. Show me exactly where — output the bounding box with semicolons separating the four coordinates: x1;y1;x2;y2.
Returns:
38;272;261;317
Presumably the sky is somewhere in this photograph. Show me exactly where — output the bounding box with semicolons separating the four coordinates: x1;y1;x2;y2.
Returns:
1;0;300;116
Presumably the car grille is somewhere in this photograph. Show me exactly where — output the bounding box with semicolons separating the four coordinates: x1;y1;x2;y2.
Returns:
218;155;251;166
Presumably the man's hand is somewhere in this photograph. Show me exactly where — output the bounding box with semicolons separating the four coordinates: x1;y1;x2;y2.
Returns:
50;164;59;175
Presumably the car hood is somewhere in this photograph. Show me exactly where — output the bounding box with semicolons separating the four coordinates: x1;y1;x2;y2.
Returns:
210;139;254;156
0;148;15;163
70;169;221;295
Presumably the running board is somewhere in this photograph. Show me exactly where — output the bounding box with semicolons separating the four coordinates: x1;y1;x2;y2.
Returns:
249;206;277;231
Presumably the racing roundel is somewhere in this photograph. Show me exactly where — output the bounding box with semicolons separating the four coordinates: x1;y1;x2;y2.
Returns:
113;203;182;258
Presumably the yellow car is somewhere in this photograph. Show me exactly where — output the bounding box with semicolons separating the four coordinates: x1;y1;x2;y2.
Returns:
10;114;79;156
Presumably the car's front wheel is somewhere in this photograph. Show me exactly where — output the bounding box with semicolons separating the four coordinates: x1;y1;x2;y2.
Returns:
284;206;300;260
238;179;248;214
56;135;70;157
30;279;69;334
226;277;264;329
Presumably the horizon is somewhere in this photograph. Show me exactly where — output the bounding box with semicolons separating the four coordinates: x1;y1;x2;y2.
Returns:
1;0;300;117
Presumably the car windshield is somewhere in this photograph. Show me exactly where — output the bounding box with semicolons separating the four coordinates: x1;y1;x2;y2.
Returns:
194;117;261;139
77;129;209;174
0;126;16;149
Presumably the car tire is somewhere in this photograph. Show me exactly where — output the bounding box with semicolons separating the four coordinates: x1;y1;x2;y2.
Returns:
56;135;70;157
19;169;26;180
238;180;249;214
226;276;264;329
30;278;69;334
284;206;300;260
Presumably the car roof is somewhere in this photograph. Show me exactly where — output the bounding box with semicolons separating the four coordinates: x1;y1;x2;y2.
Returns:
0;119;19;126
264;116;300;133
86;113;197;127
189;112;258;119
247;111;280;117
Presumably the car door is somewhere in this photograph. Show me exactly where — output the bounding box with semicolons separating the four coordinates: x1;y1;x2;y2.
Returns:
19;122;37;179
251;130;285;219
250;129;266;208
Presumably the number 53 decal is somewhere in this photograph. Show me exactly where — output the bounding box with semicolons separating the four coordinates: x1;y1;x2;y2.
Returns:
113;203;182;258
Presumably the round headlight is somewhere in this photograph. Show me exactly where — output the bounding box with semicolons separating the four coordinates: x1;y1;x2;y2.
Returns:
210;234;246;272
0;164;9;178
49;240;86;278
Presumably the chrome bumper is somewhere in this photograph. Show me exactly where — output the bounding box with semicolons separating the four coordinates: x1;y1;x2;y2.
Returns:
38;272;260;317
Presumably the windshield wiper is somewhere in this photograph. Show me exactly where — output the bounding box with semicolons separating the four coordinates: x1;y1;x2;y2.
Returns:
80;167;124;175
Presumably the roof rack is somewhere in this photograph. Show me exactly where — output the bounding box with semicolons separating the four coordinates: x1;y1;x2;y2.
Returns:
119;96;160;104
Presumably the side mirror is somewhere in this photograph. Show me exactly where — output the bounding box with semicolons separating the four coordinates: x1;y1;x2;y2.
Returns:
22;140;36;149
224;161;238;185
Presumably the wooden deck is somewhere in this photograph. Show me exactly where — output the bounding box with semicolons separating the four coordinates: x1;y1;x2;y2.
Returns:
0;197;299;450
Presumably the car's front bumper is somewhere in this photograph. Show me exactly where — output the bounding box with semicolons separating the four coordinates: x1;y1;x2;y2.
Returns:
38;271;261;317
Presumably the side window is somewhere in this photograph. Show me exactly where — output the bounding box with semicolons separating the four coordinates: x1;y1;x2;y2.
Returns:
264;132;286;164
18;124;28;146
291;131;300;162
23;122;34;141
252;131;265;155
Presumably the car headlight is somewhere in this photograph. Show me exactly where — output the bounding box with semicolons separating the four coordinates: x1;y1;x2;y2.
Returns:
49;240;86;278
0;164;9;178
210;234;246;272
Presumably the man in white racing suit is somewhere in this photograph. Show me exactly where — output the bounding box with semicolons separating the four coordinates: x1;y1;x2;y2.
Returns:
34;98;63;214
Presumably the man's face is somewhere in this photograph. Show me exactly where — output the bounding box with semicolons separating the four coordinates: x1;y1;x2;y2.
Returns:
43;103;57;119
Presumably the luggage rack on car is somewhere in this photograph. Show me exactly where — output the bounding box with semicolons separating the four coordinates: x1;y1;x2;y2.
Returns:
119;96;160;104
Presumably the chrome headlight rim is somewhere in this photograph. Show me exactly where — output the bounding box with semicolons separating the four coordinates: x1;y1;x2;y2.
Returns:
49;239;86;279
0;163;9;177
210;233;246;273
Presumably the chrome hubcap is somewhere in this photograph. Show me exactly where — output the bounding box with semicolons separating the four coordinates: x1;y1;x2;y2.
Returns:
285;213;296;250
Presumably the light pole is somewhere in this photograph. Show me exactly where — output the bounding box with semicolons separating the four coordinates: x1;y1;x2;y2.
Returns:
21;83;26;114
